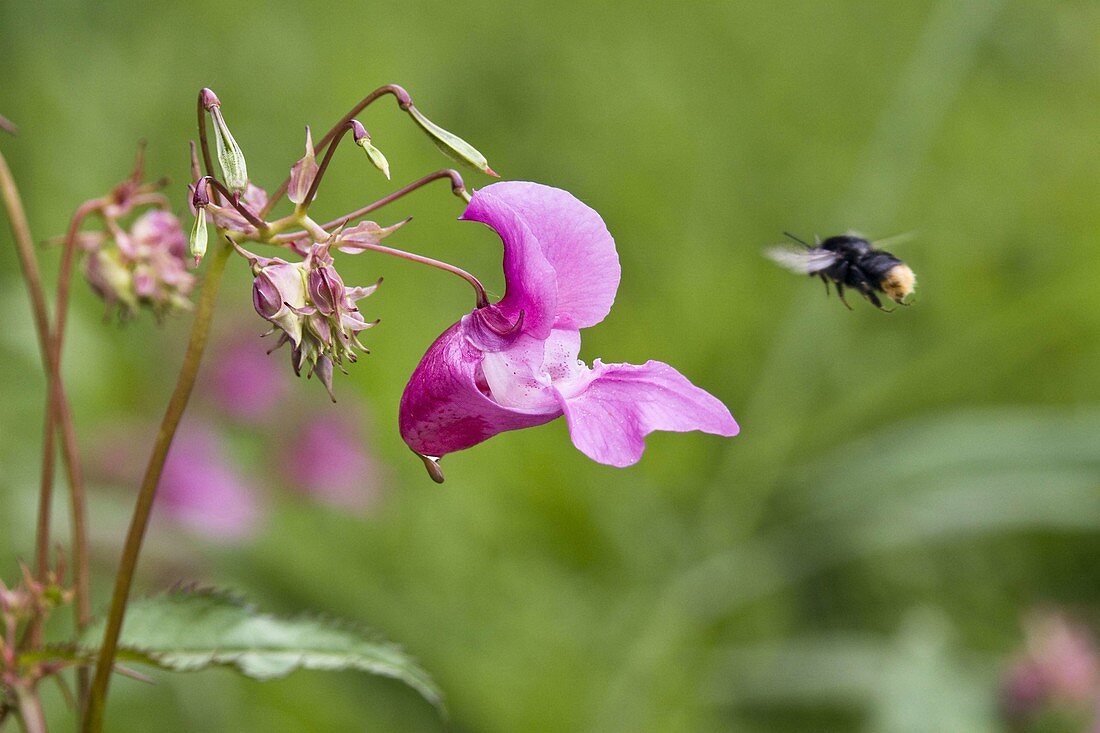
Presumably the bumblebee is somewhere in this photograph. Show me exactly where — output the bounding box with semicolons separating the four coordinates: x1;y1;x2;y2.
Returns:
765;232;917;311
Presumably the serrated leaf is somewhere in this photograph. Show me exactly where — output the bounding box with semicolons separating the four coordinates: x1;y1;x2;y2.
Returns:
77;588;443;710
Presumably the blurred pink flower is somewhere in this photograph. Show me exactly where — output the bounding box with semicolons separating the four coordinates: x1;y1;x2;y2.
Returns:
157;422;262;541
206;336;288;423
1001;611;1100;729
283;415;382;511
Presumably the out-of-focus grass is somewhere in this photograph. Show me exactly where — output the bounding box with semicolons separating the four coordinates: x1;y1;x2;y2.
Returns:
2;1;1099;731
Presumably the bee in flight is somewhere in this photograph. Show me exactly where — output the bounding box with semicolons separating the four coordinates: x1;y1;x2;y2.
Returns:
764;232;917;311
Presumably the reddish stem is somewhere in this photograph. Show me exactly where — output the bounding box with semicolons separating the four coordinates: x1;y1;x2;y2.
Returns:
301;121;355;208
196;90;215;178
271;169;467;239
198;176;267;230
260;84;412;217
347;239;489;308
53;197;104;706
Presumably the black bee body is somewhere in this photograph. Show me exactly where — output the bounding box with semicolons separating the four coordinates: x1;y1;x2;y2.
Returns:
765;233;917;311
815;235;905;309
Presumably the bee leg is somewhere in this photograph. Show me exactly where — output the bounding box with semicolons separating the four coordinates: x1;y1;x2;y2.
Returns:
833;262;854;309
819;274;830;296
864;285;894;312
850;266;894;312
835;283;853;310
865;291;893;312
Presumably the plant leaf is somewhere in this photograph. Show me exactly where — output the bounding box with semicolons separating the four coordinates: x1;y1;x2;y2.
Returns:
76;587;443;710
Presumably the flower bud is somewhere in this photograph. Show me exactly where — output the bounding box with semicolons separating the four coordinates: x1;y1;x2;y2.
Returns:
351;120;390;180
252;261;308;346
287;126;319;205
209;104;249;194
132;209;188;260
407;105;497;176
308;265;344;316
83;248;136;312
189;208;208;264
335;218;409;254
211;183;268;233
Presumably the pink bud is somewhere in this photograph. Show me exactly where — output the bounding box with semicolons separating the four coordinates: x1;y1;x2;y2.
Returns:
252;261;307;346
131;210;188;261
287;126;319;206
252;273;284;319
132;266;157;298
308;265;344;316
335;218;410;253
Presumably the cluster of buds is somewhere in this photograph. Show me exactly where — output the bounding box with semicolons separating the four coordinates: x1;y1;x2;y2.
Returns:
238;235;387;400
82;210;195;318
70;151;195;319
180;84;496;400
1;563;74;696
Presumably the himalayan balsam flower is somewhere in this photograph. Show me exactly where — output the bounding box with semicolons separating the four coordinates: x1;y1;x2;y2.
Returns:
157;422;261;542
400;182;737;477
82;209;195;318
284;415;382;510
1000;611;1100;729
206;334;289;423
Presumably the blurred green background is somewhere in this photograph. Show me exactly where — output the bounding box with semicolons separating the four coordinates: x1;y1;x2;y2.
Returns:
3;0;1100;730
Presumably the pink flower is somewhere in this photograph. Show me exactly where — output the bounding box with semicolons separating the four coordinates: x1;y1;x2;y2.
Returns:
1001;612;1100;727
157;422;262;542
81;209;195;318
283;415;382;510
399;181;737;475
205;336;289;423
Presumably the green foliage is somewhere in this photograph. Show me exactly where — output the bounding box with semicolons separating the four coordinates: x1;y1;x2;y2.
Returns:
2;0;1100;730
75;588;443;711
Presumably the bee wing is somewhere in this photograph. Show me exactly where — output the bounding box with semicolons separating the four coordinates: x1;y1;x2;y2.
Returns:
871;231;917;249
763;245;840;275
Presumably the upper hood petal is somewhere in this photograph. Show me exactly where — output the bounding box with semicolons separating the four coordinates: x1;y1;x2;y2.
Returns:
461;181;620;339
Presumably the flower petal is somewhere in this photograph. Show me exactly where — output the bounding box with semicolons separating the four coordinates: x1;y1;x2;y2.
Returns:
481;329;582;410
399;319;560;457
287;127;319;205
461;181;620;338
553;360;738;467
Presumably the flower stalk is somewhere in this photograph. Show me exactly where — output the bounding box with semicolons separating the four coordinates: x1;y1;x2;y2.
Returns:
0;147;90;661
14;683;46;733
272;168;468;239
84;237;233;733
261;84;491;217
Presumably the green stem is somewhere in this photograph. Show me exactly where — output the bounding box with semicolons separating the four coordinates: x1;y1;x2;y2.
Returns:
83;239;233;733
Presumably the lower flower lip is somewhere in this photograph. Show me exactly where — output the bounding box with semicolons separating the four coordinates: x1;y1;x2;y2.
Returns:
472;362;560;416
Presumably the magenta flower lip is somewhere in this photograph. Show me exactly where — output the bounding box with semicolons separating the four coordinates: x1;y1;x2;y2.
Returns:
399;181;738;474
